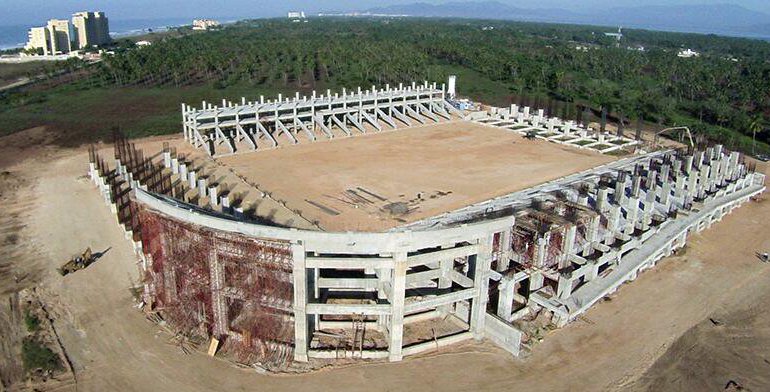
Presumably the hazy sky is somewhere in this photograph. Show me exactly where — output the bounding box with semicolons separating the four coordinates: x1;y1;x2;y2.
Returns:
2;0;769;26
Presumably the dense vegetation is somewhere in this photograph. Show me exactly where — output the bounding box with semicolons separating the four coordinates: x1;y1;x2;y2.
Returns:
1;18;768;153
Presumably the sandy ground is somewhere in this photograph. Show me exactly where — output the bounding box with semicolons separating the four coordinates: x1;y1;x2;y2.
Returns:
2;127;770;391
217;120;614;231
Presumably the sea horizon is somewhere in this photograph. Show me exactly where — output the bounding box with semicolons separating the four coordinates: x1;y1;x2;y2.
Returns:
3;15;770;51
0;17;241;50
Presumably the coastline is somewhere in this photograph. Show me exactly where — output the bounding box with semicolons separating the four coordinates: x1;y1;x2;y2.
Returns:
0;18;241;51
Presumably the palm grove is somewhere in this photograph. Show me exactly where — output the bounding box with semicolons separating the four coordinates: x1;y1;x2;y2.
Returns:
1;18;768;153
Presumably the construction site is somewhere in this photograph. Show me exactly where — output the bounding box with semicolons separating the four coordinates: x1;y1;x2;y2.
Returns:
71;77;768;373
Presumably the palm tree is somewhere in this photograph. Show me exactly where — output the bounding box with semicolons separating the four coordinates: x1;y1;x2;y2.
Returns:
748;115;763;156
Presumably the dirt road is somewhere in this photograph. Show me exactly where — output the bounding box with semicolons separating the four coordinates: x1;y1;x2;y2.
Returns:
3;129;770;391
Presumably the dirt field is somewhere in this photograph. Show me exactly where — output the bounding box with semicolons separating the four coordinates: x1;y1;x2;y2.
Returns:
218;120;614;231
2;127;770;391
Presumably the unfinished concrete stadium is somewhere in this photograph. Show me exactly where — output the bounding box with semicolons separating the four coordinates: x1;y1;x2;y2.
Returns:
86;79;766;370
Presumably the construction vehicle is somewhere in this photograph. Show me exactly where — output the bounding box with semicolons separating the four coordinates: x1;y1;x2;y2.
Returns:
58;248;95;276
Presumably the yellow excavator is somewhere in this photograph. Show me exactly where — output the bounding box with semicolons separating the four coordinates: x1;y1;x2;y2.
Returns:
58;247;95;276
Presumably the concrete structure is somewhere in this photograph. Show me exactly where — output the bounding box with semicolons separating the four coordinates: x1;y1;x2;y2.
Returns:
288;11;307;19
88;127;765;367
72;11;111;49
25;19;73;55
471;104;639;154
25;27;51;55
192;19;220;31
182;81;462;156
25;11;110;55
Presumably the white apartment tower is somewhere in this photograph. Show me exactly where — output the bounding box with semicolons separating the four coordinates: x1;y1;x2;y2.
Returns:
26;11;110;55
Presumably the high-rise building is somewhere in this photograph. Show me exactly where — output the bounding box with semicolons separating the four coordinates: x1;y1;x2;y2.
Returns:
47;19;72;54
26;11;110;55
26;27;51;55
72;11;111;50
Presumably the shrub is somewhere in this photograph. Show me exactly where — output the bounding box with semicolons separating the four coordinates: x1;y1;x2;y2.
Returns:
21;338;61;372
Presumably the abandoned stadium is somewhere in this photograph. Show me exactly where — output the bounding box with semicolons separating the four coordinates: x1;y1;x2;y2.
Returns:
86;79;766;370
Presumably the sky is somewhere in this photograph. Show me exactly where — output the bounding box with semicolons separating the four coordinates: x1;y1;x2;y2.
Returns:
1;0;769;26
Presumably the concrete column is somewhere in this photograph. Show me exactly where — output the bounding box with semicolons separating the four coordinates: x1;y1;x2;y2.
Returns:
660;164;670;183
557;275;573;300
388;252;407;362
179;164;188;183
605;205;622;244
596;187;609;212
208;186;218;206
188;171;197;187
497;279;514;321
497;230;512;272
631;174;641;198
470;236;493;340
221;195;230;213
535;236;548;267
641;198;654;231
625;197;639;235
614;174;626;204
163;152;172;168
197;179;207;197
171;158;179;174
660;181;671;207
684;155;694;174
561;226;577;268
583;216;600;256
292;243;309;362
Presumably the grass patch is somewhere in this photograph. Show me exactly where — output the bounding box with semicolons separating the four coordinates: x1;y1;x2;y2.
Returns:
574;139;594;146
21;337;61;372
24;309;41;332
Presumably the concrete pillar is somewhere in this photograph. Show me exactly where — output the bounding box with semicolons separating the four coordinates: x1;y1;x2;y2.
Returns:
684;155;694;174
470;236;493;340
596;187;609;212
647;171;657;191
497;279;514;321
221;195;230;213
625;197;639;235
188;171;197;188
497;230;511;272
197;179;207;197
557;275;573;300
388;252;407;362
631;174;641;198
615;174;626;204
163;152;172;168
292;243;309;362
561;225;577;268
179;164;188;183
660;181;671;207
606;205;622;244
660;164;670;183
641;198;654;231
535;237;548;267
171;158;179;174
208;186;218;206
583;216;600;256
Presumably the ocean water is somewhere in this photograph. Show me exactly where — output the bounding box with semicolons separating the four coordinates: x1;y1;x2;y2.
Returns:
0;17;212;50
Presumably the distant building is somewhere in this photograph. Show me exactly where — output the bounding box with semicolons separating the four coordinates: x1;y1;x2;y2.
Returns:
678;49;700;58
72;11;111;49
25;11;110;56
288;11;306;19
604;27;623;44
136;40;152;47
192;19;220;31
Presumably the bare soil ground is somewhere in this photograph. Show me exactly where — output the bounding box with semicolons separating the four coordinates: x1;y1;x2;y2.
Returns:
1;128;769;391
218;120;614;231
